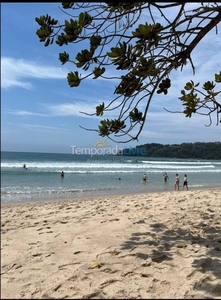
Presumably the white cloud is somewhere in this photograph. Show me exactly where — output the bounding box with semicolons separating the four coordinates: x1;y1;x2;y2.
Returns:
19;123;68;132
46;102;119;118
3;102;116;119
47;102;96;117
3;108;48;117
1;57;68;90
138;108;221;144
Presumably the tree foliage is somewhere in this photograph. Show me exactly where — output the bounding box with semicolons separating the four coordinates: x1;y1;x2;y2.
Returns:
35;2;221;143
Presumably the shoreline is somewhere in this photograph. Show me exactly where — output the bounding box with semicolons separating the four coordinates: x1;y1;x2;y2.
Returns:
1;185;220;207
1;187;221;299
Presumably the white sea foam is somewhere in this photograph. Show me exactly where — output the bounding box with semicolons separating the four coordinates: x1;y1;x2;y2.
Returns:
1;151;221;202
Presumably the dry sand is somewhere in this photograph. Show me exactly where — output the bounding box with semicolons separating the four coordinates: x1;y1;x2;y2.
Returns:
1;188;221;299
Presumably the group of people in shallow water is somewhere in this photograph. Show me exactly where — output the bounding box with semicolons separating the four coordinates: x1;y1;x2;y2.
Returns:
174;173;188;190
24;165;188;190
142;172;188;190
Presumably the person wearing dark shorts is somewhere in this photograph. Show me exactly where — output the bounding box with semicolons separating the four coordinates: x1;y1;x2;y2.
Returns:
163;172;169;182
182;174;188;190
142;173;147;182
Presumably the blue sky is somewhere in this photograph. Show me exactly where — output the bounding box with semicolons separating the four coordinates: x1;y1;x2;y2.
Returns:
1;3;221;154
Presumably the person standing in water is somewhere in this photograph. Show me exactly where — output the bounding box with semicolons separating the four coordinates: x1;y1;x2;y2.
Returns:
142;173;147;182
163;172;169;182
175;173;180;190
182;174;188;190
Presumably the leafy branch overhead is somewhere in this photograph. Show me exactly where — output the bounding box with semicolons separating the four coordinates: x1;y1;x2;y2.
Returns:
35;2;221;143
179;73;221;126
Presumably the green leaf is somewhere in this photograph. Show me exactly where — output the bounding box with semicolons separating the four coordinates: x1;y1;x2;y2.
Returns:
67;71;80;87
215;71;221;82
59;52;69;65
96;102;105;116
44;38;50;47
184;82;193;90
79;12;92;26
90;35;102;47
203;81;215;91
62;2;74;9
35;17;45;26
93;67;105;79
129;108;143;122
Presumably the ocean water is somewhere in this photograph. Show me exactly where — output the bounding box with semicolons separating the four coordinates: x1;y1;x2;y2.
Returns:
1;151;221;203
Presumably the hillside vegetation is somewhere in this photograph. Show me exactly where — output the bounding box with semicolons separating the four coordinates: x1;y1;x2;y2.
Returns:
130;142;221;159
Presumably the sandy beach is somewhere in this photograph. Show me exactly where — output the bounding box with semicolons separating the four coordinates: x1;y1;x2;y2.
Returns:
1;188;221;299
